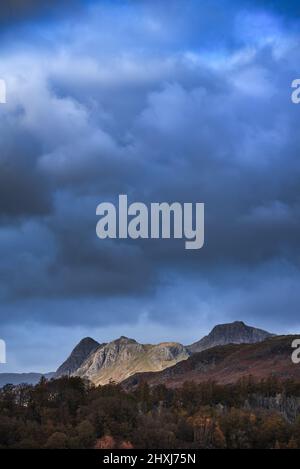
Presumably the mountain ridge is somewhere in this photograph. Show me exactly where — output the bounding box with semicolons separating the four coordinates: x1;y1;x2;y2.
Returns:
57;321;275;386
0;321;278;388
74;336;189;385
187;320;273;354
123;335;300;389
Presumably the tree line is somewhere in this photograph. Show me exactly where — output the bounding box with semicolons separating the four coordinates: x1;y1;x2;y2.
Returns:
0;375;300;449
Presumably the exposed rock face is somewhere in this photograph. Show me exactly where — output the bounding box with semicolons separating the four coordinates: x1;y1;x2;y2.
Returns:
123;335;300;389
75;336;190;386
56;337;101;377
187;321;273;354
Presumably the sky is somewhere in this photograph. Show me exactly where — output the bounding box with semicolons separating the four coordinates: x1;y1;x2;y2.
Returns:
0;0;300;372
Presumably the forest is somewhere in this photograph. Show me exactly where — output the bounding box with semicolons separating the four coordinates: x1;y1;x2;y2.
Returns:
0;375;300;449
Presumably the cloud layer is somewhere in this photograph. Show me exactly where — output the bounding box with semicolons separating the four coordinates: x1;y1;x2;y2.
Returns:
0;0;300;370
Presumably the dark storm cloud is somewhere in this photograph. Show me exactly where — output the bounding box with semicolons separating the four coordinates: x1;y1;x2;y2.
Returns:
0;0;85;26
0;0;300;336
0;146;52;218
0;109;52;217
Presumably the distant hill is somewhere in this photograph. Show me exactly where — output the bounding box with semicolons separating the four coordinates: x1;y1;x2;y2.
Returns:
0;372;55;388
123;335;300;389
75;336;190;385
187;321;273;354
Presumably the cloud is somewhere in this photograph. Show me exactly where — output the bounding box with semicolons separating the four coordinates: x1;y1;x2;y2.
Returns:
0;0;300;360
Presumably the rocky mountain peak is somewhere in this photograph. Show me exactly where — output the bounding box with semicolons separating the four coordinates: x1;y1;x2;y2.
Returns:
187;321;273;354
77;337;99;347
74;337;190;386
56;337;101;377
114;336;137;344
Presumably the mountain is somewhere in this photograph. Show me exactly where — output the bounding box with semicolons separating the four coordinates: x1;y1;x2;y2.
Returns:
187;321;273;354
0;322;289;389
56;337;101;377
75;336;190;385
123;335;300;389
55;321;274;385
0;372;55;388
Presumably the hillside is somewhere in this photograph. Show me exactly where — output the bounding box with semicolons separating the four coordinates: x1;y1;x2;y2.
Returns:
123;335;300;388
